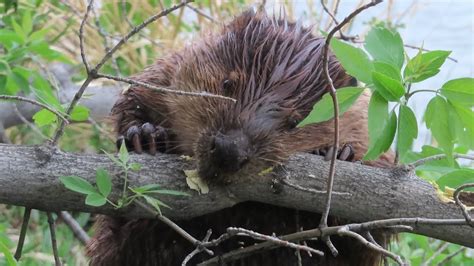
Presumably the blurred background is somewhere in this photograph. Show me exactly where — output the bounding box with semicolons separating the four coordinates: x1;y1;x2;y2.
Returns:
0;0;472;265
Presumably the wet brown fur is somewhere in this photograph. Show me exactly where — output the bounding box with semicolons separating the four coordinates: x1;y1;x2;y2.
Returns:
87;10;393;265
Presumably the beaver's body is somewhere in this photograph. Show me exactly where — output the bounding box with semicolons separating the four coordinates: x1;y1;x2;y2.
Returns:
87;10;392;265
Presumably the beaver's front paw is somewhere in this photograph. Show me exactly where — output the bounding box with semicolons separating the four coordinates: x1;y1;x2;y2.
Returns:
311;144;355;162
116;123;168;155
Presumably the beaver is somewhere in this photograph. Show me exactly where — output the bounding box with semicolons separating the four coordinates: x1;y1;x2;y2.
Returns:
87;9;393;266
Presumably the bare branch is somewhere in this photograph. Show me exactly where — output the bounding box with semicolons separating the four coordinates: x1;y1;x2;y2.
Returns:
78;0;94;73
1;144;473;248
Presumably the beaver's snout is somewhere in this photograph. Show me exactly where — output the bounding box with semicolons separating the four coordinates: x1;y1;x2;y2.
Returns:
198;130;251;179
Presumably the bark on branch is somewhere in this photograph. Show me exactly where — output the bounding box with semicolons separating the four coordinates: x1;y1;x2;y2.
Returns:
0;144;472;248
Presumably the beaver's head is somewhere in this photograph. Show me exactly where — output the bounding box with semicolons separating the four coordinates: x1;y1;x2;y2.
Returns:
163;10;352;181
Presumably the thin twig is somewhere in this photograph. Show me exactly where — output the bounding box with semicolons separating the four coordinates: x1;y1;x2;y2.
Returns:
410;153;474;168
47;212;62;266
421;241;449;266
14;208;31;261
321;0;358;41
453;183;474;227
96;73;237;102
120;0;164;48
338;227;404;265
134;200;213;255
187;5;216;23
78;0;93;73
0;95;68;124
227;227;324;256
94;0;195;72
58;211;90;245
182;229;213;266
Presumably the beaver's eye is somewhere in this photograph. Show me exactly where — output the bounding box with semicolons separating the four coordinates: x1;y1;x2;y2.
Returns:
287;116;299;129
221;79;233;95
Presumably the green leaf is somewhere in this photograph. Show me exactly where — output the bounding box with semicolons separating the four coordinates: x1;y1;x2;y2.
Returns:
96;168;112;198
330;38;373;84
32;109;57;127
364;26;404;69
103;150;122;167
371;71;405;102
59;176;97;195
118;141;129;164
437;169;474;192
10;68;30;94
364;110;397;161
373;61;402;82
448;102;474;149
404;50;451;83
0;241;17;266
70;105;90;121
298;87;364;127
367;91;388;144
397;105;418;160
425;96;454;158
132;184;162;194
129;163;142;171
146;189;190;197
29;28;49;42
440;78;474;107
85;193;107;207
0;29;23;48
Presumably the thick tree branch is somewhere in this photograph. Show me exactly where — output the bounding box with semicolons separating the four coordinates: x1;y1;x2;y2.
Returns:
0;143;472;248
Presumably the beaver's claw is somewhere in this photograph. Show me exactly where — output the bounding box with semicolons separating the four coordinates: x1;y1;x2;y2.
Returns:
311;144;355;162
116;123;168;155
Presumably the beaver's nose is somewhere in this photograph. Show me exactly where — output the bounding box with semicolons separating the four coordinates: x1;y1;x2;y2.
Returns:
209;132;249;173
